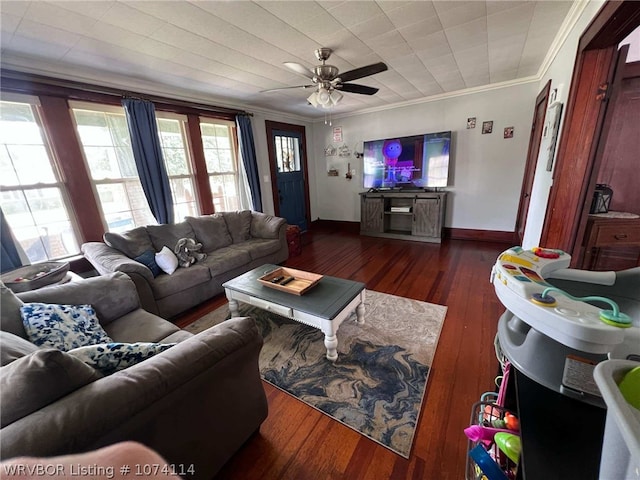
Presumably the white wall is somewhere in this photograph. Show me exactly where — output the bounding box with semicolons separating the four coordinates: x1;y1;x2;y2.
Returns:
522;0;606;248
310;83;537;231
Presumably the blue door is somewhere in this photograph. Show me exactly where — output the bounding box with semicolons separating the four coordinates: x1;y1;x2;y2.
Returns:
271;129;308;231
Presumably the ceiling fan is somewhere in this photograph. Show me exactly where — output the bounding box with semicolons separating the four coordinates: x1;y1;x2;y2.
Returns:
262;48;388;108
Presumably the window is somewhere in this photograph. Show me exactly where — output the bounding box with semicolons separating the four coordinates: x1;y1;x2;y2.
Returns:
72;103;156;232
156;115;198;220
200;120;240;212
0;95;81;262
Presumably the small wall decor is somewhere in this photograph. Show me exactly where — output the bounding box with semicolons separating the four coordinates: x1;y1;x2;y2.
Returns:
337;144;351;157
324;145;336;156
467;117;476;129
544;102;563;171
345;162;353;180
504;127;514;139
332;126;343;143
482;121;493;134
328;169;339;176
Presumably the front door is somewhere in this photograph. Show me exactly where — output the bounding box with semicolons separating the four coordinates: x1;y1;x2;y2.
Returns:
265;121;310;231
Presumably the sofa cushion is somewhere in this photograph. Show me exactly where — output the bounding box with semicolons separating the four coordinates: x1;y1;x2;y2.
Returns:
200;247;252;277
222;211;252;244
1;281;27;338
150;264;211;299
0;348;103;428
67;342;176;375
21;303;113;351
250;213;285;239
134;250;162;277
185;215;233;252
104;227;154;259
228;238;284;261
104;310;183;343
147;221;195;252
0;331;38;367
155;246;179;275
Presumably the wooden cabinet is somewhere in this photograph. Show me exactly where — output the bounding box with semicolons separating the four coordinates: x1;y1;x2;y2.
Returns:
580;214;640;270
360;195;384;233
360;191;446;243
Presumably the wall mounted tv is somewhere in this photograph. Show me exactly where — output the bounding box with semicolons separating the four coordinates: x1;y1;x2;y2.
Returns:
362;131;451;189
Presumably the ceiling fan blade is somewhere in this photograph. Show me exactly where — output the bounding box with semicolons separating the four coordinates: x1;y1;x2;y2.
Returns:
283;62;315;80
337;62;388;83
260;84;315;93
337;83;379;95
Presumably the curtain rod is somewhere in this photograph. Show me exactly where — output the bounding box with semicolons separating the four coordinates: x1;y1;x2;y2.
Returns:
1;69;253;117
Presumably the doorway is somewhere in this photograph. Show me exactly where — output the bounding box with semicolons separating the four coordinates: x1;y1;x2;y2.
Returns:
539;2;640;266
265;121;311;231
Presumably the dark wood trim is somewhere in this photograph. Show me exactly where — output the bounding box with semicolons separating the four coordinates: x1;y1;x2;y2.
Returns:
0;69;241;121
579;1;640;51
264;120;311;228
515;80;550;243
185;114;214;215
37;96;105;243
444;228;518;244
310;219;360;235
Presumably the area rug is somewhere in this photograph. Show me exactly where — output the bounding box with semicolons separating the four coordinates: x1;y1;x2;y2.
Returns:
185;290;447;458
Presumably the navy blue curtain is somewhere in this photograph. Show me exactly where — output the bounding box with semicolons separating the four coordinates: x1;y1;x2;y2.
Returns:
1;208;23;273
122;98;174;224
236;114;263;212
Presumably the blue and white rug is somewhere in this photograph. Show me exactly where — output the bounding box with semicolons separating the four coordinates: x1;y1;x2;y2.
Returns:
186;290;447;458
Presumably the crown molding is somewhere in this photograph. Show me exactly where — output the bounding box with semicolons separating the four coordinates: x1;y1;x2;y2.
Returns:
0;54;311;124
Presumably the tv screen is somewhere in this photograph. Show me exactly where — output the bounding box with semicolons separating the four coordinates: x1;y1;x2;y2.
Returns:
363;131;451;189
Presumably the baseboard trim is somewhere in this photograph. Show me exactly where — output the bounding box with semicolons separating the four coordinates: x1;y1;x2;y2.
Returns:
311;219;360;234
444;227;517;243
312;220;516;244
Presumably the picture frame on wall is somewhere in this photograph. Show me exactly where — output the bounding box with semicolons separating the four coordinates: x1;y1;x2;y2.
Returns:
467;117;476;129
504;127;514;139
545;102;564;171
482;121;493;134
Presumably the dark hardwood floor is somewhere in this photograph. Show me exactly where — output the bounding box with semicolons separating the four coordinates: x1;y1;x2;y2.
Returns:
176;224;511;479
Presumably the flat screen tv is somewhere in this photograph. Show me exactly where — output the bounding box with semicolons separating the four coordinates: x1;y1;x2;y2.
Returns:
362;131;451;189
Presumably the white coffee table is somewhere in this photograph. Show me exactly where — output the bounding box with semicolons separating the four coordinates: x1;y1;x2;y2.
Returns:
223;265;366;361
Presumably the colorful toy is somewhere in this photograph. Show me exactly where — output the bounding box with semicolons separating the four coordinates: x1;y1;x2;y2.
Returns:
464;425;518;443
382;139;402;182
494;433;521;464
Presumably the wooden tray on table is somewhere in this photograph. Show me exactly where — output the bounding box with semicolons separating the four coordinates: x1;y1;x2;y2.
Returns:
258;267;323;295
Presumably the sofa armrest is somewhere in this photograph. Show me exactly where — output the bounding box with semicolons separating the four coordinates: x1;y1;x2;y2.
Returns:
82;242;154;283
18;273;141;326
250;212;287;239
0;317;267;477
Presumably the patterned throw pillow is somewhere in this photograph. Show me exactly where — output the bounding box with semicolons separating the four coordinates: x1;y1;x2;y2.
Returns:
20;303;113;351
68;342;176;375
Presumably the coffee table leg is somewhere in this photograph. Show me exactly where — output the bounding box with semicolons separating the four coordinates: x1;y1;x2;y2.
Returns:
356;302;365;325
324;334;338;362
225;289;240;317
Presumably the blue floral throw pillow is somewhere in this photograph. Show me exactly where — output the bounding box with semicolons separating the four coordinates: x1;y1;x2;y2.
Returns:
20;303;113;351
67;342;176;375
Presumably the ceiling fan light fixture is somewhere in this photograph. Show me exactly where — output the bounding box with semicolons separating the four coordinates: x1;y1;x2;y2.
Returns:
307;91;320;108
317;87;331;106
330;90;343;105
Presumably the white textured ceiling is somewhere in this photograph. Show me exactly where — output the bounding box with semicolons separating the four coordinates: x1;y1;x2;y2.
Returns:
0;1;576;118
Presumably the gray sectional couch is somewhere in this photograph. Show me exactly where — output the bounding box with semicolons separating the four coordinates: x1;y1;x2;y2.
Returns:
82;211;288;319
0;272;268;479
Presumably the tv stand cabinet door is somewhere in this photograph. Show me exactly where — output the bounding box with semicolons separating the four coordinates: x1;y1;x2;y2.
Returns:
361;195;384;233
412;196;442;238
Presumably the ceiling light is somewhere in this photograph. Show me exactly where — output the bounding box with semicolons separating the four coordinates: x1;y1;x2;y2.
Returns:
307;87;342;110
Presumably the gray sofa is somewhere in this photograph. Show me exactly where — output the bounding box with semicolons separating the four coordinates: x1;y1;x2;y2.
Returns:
82;211;288;319
0;273;268;479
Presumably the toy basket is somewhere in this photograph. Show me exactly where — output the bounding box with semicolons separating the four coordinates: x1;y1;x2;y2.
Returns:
465;401;519;480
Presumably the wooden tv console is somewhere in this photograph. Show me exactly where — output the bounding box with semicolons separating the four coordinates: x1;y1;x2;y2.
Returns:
359;191;446;243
